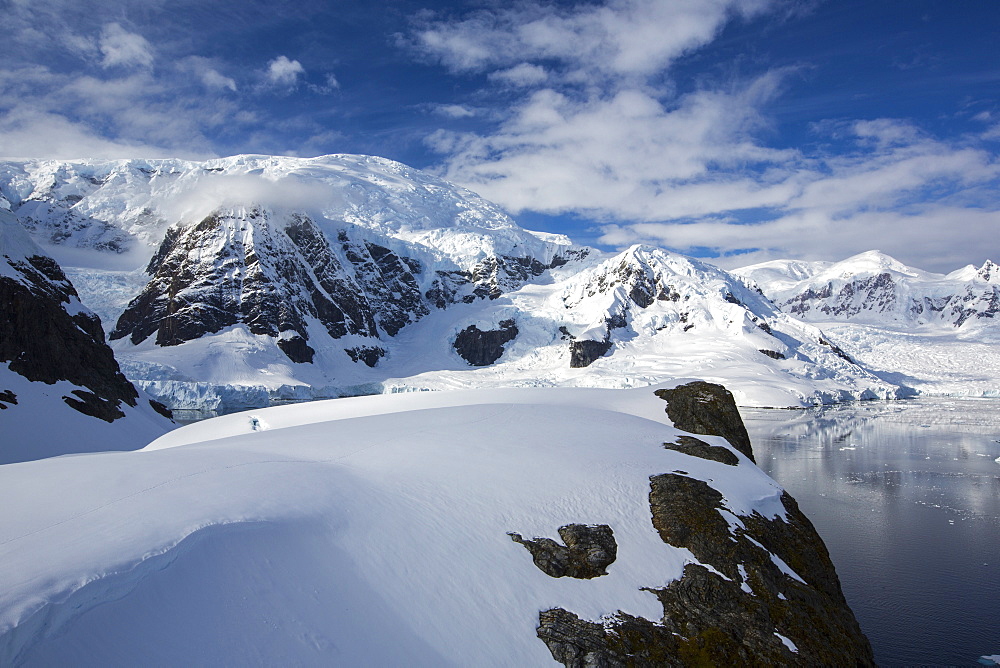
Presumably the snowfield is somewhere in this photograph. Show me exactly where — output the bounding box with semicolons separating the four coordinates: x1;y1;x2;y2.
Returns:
0;384;785;666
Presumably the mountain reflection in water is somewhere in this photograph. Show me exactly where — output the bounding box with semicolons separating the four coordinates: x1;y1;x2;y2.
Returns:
742;398;1000;667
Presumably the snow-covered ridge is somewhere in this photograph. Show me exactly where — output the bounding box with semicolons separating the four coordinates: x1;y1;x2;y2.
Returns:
0;384;873;665
0;154;576;270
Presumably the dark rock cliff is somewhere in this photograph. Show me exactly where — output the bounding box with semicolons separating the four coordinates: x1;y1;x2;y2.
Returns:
111;207;583;364
454;319;518;366
529;386;874;667
1;253;140;422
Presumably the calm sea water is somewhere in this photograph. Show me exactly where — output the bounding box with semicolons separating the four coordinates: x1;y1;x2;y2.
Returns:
741;398;1000;667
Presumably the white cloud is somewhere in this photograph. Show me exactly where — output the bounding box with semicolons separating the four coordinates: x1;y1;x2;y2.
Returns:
414;0;770;83
266;55;305;88
593;124;1000;273
178;57;237;92
488;63;548;87
433;104;478;119
415;0;1000;273
99;22;154;69
0;108;198;160
431;73;794;220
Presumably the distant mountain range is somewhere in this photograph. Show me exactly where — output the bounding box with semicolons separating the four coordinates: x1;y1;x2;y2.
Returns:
1;154;995;412
736;250;999;328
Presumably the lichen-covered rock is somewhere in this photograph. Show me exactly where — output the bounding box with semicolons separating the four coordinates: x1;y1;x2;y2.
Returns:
654;381;754;462
509;524;617;579
454;319;518;366
537;476;875;667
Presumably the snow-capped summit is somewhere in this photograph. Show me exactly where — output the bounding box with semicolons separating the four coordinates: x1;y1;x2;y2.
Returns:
0;154;576;271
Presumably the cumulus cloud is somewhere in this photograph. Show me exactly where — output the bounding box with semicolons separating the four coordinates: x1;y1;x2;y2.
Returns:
99;22;154;69
178;57;238;92
433;104;478;119
266;55;305;88
413;0;769;83
595;121;1000;272
414;0;1000;272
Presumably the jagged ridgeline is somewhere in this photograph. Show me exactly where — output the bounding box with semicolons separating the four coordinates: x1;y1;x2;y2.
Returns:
0;155;907;408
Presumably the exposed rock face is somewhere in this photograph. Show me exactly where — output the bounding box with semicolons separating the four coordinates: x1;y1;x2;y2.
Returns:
664;435;739;466
454;319;518;366
509;524;617;579
654;381;754;462
1;252;138;422
277;335;315;364
345;346;386;367
568;338;612;368
110;205;579;371
532;387;874;667
111;210;380;351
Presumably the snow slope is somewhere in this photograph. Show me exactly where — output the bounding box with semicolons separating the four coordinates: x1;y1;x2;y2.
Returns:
736;250;1000;397
0;384;784;666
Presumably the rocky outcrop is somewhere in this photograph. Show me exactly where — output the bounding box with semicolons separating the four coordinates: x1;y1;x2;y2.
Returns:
654;381;754;462
345;346;386;367
532;387;874;667
509;525;617;579
1;253;139;422
568;338;612;368
663;435;739;466
453;319;518;366
111;210;380;351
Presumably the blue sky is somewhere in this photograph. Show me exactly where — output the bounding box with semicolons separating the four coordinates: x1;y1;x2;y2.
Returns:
2;0;998;271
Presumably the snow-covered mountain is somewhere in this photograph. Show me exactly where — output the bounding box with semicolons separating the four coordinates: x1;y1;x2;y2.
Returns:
737;250;1000;328
0;383;874;665
736;251;1000;397
0;209;173;463
0;155;904;408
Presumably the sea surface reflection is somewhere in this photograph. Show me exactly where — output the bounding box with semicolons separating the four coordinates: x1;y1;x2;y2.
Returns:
742;398;1000;667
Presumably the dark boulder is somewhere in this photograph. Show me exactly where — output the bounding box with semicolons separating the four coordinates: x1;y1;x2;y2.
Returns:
664;435;739;466
345;346;386;368
277;335;315;363
509;524;617;579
